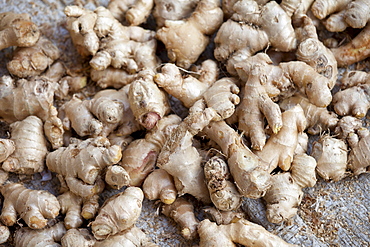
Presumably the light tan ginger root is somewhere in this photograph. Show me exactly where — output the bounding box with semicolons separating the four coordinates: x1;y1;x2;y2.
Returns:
263;154;317;224
142;168;177;204
0;12;40;50
128;70;171;130
154;59;219;108
2;116;48;174
110;115;181;189
90;67;137;89
162;197;200;240
214;0;297;75
340;70;370;89
280;94;338;135
0;222;10;244
7;36;60;78
202;120;271;199
346;127;370;175
61;228;96;247
94;225;158;247
334;115;363;139
203;206;244;225
108;0;154;26
204;156;242;211
14;222;66;247
0;139;15;163
91;187;144;240
46;137;121;198
198;218;297;247
0;183;60;229
156;0;223;68
311;135;348;181
58;191;99;229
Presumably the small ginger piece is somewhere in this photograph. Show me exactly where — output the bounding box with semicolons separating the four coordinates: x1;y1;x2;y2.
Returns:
311;135;348;181
198;218;296;246
203;206;244;225
153;0;199;27
156;0;223;68
204;156;242;211
2;116;48;174
90;67;137;89
108;0;154;26
0;12;40;50
0;222;9;244
347;128;370;175
46;137;121;198
333;84;370;118
162;197;199;240
7;36;60;78
0;139;15;163
264;154;317;223
14;222;66;247
0;183;60;229
61;228;96;247
142;168;177;204
91;187;144;240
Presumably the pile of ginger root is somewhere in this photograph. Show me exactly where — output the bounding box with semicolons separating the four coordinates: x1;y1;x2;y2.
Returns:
1;0;370;246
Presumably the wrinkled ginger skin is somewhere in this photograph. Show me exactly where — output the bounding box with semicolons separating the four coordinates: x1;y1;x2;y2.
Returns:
14;222;66;247
143;168;177;204
2;116;48;174
198;219;297;247
156;0;223;68
0;183;60;229
91;187;144;240
0;139;15;163
108;0;154;26
7;36;60;78
0;12;40;50
162;197;199;240
61;228;96;247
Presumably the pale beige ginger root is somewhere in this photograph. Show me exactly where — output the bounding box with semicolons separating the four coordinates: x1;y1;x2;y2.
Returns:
64;5;99;57
162;197;199;240
2;116;47;174
142;168;177;204
255;105;307;173
156;0;223;68
58;191;99;229
128;70;171;130
0;12;40;50
90;67;137;89
311;135;348;181
0;183;60;229
334;115;363;139
154;59;219;108
340;70;370;88
263;154;317;224
108;0;154;26
0;139;15;163
46;137;121;198
202;206;244;225
44;105;65;149
14;221;66;247
198;218;297;247
94;225;158;247
7;36;60;78
153;0;199;28
214;0;297;75
346;127;370;175
280;94;338;135
91;187;144;240
61;228;96;247
202;120;271;199
204;156;242;211
0;222;10;244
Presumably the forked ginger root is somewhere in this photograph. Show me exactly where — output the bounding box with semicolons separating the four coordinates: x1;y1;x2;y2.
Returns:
91;187;144;240
142;168;177;204
0;183;60;229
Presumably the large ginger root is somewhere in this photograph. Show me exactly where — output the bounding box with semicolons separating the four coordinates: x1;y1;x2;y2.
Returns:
14;222;66;247
156;0;223;68
7;36;60;78
215;0;297;75
91;187;144;240
264;154;317;223
2;116;48;174
198;218;296;246
61;228;96;247
256;105;306;173
142;168;177;204
0;183;60;229
202;120;271;199
280;94;338;135
162;197;199;240
128;70;171;130
204;156;242;211
0;139;15;163
0;12;40;50
58;191;99;229
46;137;121;198
108;0;154;26
333;84;370;118
311;135;348;181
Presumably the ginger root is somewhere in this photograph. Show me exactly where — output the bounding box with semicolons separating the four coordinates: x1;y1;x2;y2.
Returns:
61;228;96;247
347;127;370;175
91;187;144;240
108;0;154;26
142;168;177;204
0;183;60;229
0;139;15;163
333;84;370;118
